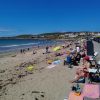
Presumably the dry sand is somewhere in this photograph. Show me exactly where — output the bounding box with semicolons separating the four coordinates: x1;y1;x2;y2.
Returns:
0;41;99;100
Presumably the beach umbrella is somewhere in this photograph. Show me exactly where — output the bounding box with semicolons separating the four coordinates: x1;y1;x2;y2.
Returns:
53;46;61;51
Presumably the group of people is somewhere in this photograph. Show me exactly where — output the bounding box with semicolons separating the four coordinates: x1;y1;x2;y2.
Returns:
20;48;37;54
20;49;27;54
65;46;97;83
70;55;91;83
64;51;86;67
63;42;98;83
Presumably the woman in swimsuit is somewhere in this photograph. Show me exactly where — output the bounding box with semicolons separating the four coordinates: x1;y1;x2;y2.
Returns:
70;56;91;83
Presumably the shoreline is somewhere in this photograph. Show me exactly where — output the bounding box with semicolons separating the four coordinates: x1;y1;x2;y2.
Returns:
0;39;66;58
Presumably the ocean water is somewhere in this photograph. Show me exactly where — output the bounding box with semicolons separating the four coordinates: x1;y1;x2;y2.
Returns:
0;39;60;53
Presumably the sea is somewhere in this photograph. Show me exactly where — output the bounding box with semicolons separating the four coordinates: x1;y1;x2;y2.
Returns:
0;39;62;53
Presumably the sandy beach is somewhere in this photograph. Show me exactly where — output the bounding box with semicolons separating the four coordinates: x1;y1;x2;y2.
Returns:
0;40;100;100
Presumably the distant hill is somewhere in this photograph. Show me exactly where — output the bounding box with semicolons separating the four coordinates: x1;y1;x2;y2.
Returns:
0;31;99;39
14;34;34;39
0;34;35;39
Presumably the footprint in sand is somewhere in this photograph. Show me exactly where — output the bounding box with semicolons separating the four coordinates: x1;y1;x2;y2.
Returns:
31;91;46;100
19;91;46;100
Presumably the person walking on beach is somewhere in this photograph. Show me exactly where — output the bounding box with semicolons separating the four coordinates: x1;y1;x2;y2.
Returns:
20;49;23;53
27;48;30;51
23;49;25;54
46;46;49;53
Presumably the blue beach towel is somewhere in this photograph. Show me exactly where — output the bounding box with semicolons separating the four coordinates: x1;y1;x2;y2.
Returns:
52;60;61;65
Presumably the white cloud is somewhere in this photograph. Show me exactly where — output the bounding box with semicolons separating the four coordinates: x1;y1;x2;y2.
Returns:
0;27;14;32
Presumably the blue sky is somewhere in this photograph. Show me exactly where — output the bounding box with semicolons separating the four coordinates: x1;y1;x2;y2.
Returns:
0;0;100;36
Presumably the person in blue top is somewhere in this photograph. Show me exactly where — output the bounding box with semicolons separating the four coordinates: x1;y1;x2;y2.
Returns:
66;54;72;63
64;54;72;68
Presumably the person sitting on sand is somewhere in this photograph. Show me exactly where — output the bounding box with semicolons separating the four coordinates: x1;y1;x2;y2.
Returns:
64;54;72;67
75;52;81;63
71;54;78;66
82;56;91;68
76;46;80;53
76;56;91;73
70;56;91;83
81;51;86;58
55;52;62;56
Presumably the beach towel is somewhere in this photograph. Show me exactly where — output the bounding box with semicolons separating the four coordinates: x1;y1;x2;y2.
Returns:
52;60;61;65
82;84;99;99
46;64;56;69
27;65;34;71
68;92;83;100
53;46;61;51
88;68;97;73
